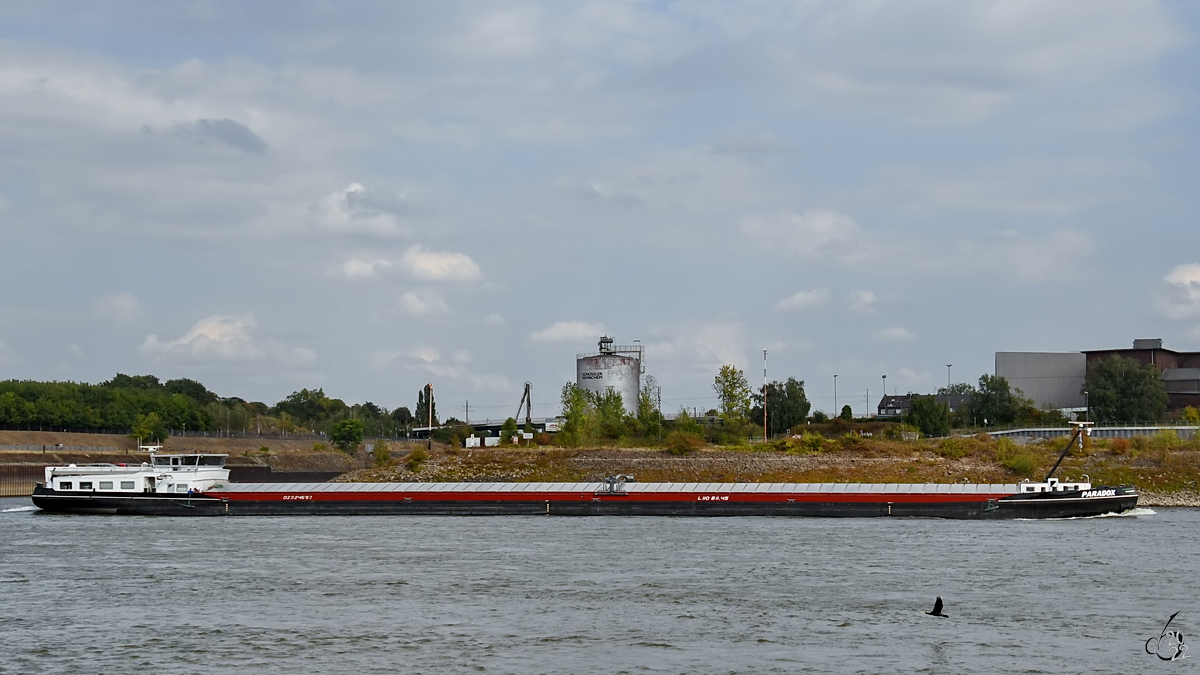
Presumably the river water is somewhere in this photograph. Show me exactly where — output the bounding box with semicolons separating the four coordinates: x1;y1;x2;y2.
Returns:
0;497;1190;674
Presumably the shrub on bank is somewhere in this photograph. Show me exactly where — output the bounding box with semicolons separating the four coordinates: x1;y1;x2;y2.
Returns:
664;431;705;455
406;447;428;472
994;437;1038;478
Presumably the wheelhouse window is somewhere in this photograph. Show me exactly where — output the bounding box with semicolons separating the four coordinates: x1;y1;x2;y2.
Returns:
79;481;93;490
153;457;170;466
59;481;72;490
182;456;198;465
120;481;135;490
99;481;113;490
198;456;226;466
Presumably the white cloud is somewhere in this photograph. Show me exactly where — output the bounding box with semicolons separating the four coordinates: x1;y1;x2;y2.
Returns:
774;288;830;312
847;291;878;315
956;229;1093;283
410;347;440;363
645;321;748;371
309;183;412;237
529;320;605;343
1155;263;1200;320
141;313;263;360
399;291;449;315
94;292;143;325
740;209;869;263
340;257;393;279
399;245;483;282
874;327;915;341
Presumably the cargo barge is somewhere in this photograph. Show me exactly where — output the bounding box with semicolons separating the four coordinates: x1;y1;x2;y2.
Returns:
29;424;1139;519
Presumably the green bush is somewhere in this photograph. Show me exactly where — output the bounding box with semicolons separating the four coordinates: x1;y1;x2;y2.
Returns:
935;438;970;459
406;447;428;472
994;437;1038;477
664;431;705;455
372;439;390;467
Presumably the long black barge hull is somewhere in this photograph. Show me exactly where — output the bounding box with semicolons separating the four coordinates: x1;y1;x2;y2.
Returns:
31;489;1139;519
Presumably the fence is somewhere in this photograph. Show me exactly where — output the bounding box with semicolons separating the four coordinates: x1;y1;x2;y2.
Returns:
0;465;45;497
0;445;121;453
988;426;1198;440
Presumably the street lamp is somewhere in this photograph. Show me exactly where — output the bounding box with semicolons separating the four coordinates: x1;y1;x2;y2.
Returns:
946;364;952;390
1084;390;1089;422
833;374;838;417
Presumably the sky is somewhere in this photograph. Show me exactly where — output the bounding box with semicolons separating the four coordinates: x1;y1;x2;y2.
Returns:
2;1;1200;422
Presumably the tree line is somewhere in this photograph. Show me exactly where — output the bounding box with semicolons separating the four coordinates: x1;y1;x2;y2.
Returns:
0;374;420;443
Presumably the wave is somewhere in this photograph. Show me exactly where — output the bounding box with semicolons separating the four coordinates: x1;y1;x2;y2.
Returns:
1;506;38;513
1017;507;1156;521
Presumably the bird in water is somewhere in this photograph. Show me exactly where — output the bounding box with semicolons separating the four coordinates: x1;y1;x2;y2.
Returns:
926;596;948;618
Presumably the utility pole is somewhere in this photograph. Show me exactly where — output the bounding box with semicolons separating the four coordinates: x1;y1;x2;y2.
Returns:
762;350;768;442
465;400;469;425
427;383;434;450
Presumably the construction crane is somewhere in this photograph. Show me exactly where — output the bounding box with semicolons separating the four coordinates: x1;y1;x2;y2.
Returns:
515;382;532;427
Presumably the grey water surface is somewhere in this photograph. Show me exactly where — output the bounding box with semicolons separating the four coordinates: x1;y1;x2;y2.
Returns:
0;498;1189;674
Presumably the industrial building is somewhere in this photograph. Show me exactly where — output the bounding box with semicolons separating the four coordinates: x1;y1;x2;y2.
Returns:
576;336;643;414
994;352;1086;410
996;339;1200;412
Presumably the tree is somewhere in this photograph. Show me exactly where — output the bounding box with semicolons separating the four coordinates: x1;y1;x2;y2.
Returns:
415;385;438;427
590;388;626;438
559;382;591;447
713;365;752;425
164;378;217;404
905;396;950;437
839;405;854;421
129;412;169;443
1184;406;1200;427
755;377;811;436
1084;356;1168;422
330;418;365;454
937;382;977;397
972;374;1020;426
500;417;519;443
637;375;663;437
811;410;829;423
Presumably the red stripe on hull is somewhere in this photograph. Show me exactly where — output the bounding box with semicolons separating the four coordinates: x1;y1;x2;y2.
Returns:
215;491;1013;504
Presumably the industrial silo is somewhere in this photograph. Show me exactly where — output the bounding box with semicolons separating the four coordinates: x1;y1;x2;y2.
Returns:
576;336;644;414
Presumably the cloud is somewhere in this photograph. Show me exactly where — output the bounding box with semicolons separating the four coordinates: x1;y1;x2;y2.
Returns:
1155;263;1200;320
847;291;878;315
171;118;268;154
740;209;869;262
552;178;643;206
774;288;830;312
340;257;393;279
309;184;414;237
141;313;263;360
93;292;143;325
399;245;483;281
399;291;449;315
645;321;748;371
955;229;1094;283
529;320;605;343
874;327;915;341
708;131;795;161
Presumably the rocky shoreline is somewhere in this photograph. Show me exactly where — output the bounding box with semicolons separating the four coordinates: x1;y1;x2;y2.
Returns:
1136;490;1200;507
